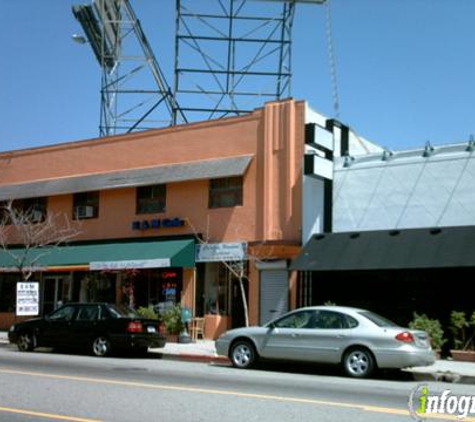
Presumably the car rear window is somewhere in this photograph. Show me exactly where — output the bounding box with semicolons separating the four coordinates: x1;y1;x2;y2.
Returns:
359;311;398;327
107;304;139;319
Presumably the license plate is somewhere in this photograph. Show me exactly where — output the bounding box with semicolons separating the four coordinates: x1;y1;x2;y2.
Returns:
416;336;429;347
147;326;157;333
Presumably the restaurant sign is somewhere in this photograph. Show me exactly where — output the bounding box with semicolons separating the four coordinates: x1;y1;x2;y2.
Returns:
196;242;247;262
90;258;171;270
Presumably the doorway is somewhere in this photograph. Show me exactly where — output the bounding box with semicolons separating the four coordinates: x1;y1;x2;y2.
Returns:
42;275;72;315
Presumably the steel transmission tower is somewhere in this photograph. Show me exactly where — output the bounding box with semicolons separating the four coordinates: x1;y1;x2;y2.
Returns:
73;0;185;137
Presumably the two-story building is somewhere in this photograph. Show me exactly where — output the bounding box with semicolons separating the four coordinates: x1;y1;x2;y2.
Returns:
0;99;324;335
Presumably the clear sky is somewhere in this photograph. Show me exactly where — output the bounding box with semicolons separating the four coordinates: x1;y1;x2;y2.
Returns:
0;0;474;153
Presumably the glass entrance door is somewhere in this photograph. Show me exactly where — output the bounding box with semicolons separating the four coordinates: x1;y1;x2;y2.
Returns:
42;275;72;315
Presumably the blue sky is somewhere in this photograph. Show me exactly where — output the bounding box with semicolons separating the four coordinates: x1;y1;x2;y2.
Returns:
0;0;474;153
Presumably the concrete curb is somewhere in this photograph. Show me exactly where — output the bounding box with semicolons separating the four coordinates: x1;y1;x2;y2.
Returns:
408;370;475;385
0;339;230;364
158;353;231;365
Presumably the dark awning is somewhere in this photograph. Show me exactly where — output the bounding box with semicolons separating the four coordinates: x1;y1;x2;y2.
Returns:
291;226;475;271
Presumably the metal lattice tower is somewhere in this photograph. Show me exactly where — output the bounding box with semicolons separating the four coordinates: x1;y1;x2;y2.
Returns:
73;0;327;135
173;0;297;123
73;0;185;137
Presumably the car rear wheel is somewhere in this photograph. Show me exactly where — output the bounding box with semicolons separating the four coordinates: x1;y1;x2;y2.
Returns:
230;340;257;369
91;336;111;357
343;347;375;378
17;332;35;352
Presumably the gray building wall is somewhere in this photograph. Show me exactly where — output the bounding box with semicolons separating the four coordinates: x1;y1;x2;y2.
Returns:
333;142;475;232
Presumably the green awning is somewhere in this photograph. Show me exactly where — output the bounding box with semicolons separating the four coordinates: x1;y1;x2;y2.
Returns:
0;239;195;270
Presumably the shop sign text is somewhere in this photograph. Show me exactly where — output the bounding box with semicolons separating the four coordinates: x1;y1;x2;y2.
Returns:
90;258;171;270
132;217;185;231
196;242;247;262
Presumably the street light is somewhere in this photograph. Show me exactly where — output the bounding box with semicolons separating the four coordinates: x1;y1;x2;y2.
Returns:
71;34;88;44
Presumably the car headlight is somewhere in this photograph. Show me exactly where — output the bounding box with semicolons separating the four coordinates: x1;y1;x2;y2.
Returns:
9;325;15;332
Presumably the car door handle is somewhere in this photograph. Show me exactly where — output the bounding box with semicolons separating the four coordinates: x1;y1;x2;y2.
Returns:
291;333;300;338
336;335;344;339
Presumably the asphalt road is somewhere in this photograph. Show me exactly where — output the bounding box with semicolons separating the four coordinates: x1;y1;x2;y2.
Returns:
1;343;475;422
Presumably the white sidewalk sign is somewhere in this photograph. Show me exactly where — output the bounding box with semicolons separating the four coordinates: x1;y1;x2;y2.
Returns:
16;281;40;316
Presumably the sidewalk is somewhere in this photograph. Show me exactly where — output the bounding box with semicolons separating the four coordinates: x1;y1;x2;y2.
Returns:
2;330;475;383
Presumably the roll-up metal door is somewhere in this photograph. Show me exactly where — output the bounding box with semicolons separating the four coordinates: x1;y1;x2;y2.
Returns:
259;270;288;325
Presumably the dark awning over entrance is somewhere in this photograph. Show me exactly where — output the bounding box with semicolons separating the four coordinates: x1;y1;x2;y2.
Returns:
292;226;475;271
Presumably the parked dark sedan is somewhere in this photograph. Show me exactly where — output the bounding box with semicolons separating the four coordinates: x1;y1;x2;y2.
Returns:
8;303;166;357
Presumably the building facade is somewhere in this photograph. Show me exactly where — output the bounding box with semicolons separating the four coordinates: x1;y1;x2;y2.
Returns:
294;140;475;330
0;99;313;335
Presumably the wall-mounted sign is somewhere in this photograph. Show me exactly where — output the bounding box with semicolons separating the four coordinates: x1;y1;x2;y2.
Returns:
16;281;39;316
196;242;247;262
90;258;171;270
131;217;185;231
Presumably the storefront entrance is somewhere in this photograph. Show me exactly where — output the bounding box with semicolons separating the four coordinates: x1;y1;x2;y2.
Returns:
42;275;73;315
298;267;475;327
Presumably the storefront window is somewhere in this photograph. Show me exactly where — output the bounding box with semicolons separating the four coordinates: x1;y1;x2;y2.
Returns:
0;274;20;312
76;272;116;303
204;262;230;315
121;269;182;313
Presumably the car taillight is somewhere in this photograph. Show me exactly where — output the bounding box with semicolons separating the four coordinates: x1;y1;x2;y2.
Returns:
127;321;143;333
395;331;415;343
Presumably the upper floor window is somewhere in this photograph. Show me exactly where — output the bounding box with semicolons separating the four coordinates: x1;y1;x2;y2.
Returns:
136;184;166;214
0;197;47;224
209;177;243;209
73;191;99;220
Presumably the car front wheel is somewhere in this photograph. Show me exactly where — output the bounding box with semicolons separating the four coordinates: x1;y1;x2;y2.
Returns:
230;340;257;369
342;347;375;378
17;332;35;352
91;336;111;357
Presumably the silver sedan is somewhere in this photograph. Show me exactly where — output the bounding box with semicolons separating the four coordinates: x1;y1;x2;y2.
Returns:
215;306;436;378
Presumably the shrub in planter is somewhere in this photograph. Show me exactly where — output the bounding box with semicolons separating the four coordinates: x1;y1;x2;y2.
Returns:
449;311;475;361
162;304;185;336
137;306;160;320
408;312;447;351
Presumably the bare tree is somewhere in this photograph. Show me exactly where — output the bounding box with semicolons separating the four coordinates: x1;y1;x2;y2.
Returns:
187;217;278;328
0;200;81;281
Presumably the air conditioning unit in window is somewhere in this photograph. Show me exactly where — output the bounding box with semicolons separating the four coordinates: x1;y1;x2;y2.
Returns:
76;205;94;218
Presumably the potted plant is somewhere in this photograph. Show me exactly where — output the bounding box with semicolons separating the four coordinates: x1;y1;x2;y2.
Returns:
449;310;475;361
161;304;184;342
408;312;446;358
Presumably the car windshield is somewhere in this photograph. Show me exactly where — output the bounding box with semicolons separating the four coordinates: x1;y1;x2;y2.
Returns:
107;304;139;319
359;311;399;327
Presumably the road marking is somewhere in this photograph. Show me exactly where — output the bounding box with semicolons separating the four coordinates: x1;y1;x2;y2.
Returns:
0;405;99;422
1;367;474;421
